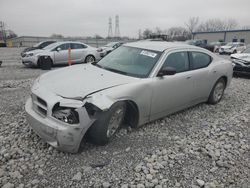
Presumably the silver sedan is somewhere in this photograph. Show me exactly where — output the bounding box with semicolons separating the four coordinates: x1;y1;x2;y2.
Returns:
21;41;101;68
25;41;233;152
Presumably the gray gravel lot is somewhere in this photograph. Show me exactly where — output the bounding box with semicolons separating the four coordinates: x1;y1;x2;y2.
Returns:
0;48;249;188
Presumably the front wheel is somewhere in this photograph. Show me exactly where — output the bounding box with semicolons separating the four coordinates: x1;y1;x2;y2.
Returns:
207;78;226;104
87;102;126;145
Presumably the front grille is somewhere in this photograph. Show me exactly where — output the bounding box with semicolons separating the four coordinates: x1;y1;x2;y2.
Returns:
31;94;48;117
37;96;47;107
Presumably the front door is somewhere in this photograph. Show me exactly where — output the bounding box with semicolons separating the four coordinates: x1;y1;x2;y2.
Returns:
54;43;70;64
150;51;194;121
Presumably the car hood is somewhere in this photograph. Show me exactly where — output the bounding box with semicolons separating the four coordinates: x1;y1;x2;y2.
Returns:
37;63;138;98
231;53;250;62
23;47;39;53
26;49;44;55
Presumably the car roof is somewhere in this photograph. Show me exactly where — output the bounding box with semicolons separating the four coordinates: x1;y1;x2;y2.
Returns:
53;41;86;45
124;41;201;52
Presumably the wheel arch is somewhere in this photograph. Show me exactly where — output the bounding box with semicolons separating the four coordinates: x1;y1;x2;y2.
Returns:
123;100;139;128
220;75;228;86
85;98;140;128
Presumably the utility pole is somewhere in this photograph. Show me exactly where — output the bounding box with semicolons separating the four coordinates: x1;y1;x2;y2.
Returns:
108;17;113;38
114;15;120;38
0;21;6;42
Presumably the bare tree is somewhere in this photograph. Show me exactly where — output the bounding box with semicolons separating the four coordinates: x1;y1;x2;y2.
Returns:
197;18;238;32
142;29;153;39
185;17;199;33
223;19;238;30
168;27;188;41
155;27;162;35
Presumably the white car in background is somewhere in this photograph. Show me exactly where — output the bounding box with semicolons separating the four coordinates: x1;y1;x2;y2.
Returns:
99;42;123;57
219;42;246;55
21;41;101;68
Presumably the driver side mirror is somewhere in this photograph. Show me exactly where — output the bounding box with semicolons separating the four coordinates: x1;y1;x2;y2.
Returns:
157;67;176;77
56;47;62;52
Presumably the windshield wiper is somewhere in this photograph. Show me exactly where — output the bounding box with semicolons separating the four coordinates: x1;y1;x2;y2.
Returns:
103;67;127;75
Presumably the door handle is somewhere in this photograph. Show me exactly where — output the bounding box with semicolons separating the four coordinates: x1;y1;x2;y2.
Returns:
186;76;192;79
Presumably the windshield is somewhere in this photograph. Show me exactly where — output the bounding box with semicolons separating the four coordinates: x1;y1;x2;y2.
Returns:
33;42;43;47
226;42;234;46
43;42;59;50
95;46;162;78
242;48;250;53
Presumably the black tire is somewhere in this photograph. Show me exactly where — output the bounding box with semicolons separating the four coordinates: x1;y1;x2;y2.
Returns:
207;78;226;104
87;101;126;145
233;50;237;54
85;55;95;63
39;56;53;70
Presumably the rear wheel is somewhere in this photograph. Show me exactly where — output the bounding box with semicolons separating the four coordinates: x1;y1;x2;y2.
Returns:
85;55;95;63
208;78;226;104
87;102;126;145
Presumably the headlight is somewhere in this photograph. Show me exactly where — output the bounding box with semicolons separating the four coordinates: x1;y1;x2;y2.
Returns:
52;106;79;124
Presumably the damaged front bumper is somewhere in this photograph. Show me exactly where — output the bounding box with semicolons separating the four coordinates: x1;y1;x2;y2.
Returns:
25;94;95;153
232;59;250;75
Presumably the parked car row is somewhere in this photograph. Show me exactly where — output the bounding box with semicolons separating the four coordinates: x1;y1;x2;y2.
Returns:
20;41;124;69
186;40;247;55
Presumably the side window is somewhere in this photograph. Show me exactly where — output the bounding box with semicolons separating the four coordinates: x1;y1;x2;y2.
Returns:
55;43;70;51
162;52;189;73
191;52;212;70
71;43;87;49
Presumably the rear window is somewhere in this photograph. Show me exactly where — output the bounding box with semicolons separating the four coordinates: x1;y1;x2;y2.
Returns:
191;52;212;70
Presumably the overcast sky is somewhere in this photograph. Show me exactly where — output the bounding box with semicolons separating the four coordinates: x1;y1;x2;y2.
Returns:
0;0;249;38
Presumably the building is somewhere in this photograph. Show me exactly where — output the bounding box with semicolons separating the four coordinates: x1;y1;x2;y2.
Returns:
192;29;250;44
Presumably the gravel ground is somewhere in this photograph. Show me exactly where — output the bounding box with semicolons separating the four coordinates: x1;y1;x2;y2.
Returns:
0;48;249;188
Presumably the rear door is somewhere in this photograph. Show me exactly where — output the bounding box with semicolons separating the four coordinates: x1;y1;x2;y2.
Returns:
187;51;215;101
70;43;88;63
